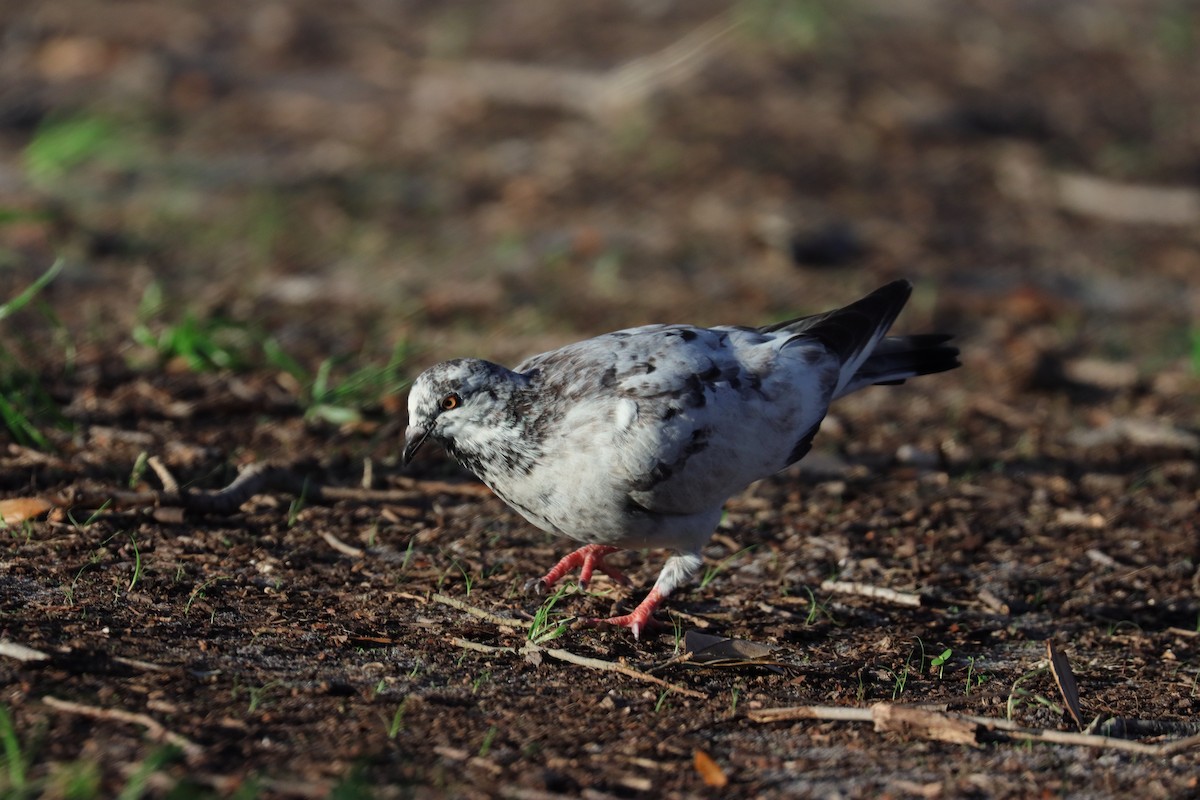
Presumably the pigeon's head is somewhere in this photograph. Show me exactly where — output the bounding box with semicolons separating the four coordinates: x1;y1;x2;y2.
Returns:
403;358;517;465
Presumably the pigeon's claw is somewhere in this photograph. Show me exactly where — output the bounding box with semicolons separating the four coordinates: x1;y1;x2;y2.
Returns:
529;544;626;595
584;588;667;640
523;576;549;596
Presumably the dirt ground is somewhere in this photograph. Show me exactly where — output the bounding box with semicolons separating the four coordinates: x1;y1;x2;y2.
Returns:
2;1;1200;798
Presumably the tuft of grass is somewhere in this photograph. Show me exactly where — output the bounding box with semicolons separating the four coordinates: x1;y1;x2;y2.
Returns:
115;746;181;800
399;537;416;572
0;705;28;796
268;338;412;426
1006;667;1063;721
0;259;67;449
527;584;571;644
24;114;127;188
287;479;310;528
456;561;475;597
800;585;836;626
131;283;258;372
964;656;990;696
699;546;755;590
242;681;280;715
128;452;150;488
478;725;498;757
470;670;492;694
386;699;408;739
184;575;228;616
126;533;143;592
1190;327;1200;375
736;0;840;54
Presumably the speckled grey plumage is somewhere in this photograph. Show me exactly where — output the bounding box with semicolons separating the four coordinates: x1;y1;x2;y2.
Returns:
403;280;959;633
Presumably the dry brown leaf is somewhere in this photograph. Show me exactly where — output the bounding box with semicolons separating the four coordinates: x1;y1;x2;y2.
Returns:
682;630;790;673
693;748;728;788
1047;641;1085;731
0;497;52;524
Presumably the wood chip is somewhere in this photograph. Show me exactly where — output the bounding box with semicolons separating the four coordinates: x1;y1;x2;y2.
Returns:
0;497;52;524
0;640;50;662
693;749;728;788
977;589;1010;615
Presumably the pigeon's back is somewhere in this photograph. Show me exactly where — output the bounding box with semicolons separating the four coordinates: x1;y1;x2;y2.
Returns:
507;323;840;547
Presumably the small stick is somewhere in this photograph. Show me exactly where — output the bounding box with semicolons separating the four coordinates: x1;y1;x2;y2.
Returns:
747;703;1200;756
820;580;922;607
42;695;202;759
147;456;179;493
526;643;707;700
747;705;872;724
321;531;365;558
431;593;532;629
0;640;50;662
451;638;515;655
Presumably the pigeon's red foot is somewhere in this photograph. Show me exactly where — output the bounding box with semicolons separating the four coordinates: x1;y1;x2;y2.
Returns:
585;588;667;640
525;544;630;595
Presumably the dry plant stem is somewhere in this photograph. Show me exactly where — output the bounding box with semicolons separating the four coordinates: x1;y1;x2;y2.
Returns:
821;580;922;607
747;703;1200;756
447;637;704;699
42;695;203;759
147;455;179;493
321;531;365;557
432;592;533;629
524;643;706;700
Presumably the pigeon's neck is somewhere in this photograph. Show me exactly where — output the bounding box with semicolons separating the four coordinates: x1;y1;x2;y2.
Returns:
446;371;548;482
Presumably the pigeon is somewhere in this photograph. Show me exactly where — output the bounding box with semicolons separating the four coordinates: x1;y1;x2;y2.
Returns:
403;280;959;638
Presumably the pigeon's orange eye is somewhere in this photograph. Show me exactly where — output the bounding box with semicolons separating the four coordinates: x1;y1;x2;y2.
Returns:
440;393;461;411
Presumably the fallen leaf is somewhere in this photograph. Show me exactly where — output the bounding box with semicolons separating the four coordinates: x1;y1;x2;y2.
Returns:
0;497;52;524
1047;641;1085;731
682;630;790;673
693;749;728;788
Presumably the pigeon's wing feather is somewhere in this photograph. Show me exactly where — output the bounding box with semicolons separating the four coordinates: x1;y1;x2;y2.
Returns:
519;324;839;517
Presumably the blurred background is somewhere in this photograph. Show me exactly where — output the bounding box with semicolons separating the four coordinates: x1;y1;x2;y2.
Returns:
3;4;1200;794
0;0;1198;434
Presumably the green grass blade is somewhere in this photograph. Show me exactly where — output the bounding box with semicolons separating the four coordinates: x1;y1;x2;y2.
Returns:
0;258;64;321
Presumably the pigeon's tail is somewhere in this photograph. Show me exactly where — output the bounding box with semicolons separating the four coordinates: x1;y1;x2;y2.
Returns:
763;279;959;399
838;333;960;398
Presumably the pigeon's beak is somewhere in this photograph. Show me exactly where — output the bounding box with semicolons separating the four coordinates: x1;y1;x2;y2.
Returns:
402;425;431;466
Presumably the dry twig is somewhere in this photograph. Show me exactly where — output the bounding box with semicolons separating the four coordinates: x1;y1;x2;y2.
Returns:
748;702;1200;756
42;695;203;759
821;580;922;607
321;531;365;558
526;643;706;700
432;593;532;629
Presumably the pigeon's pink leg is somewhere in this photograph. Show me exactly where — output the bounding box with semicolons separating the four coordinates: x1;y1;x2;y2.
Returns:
586;551;704;639
587;587;667;640
527;544;629;594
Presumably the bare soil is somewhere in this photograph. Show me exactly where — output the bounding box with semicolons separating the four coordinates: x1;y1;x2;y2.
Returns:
2;1;1199;798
